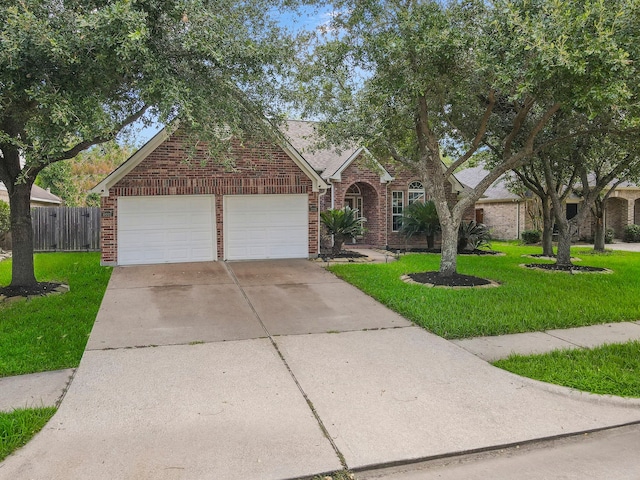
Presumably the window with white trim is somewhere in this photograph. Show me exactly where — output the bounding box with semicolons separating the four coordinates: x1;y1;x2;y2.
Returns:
392;191;404;231
408;181;425;205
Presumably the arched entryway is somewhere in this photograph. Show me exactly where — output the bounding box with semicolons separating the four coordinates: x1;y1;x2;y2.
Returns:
634;198;640;225
342;182;381;246
606;197;629;238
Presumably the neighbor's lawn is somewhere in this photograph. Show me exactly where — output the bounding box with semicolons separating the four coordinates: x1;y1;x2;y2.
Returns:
0;253;112;377
0;407;56;462
328;244;640;339
494;341;640;398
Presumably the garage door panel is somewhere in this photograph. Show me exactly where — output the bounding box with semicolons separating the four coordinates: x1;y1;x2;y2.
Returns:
118;196;216;265
224;195;309;260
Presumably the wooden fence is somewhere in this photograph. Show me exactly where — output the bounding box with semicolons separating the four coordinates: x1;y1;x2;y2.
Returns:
31;207;101;252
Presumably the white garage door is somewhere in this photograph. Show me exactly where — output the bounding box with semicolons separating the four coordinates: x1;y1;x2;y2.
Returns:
224;194;308;260
118;196;216;265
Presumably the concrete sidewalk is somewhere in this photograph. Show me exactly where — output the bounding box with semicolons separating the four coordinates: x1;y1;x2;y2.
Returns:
2;260;640;479
5;321;640;413
453;321;640;362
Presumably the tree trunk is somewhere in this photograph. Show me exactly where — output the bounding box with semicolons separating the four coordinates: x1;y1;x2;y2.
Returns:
426;234;434;249
439;221;459;277
10;181;38;287
332;235;345;256
555;220;573;267
592;198;606;252
593;216;605;252
541;197;554;256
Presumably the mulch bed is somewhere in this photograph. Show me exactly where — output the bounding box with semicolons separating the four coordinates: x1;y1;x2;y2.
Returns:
0;282;63;298
407;271;494;287
319;250;368;260
523;263;609;273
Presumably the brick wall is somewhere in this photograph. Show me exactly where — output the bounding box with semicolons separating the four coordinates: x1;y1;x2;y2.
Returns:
100;133;318;264
321;158;469;250
476;201;526;240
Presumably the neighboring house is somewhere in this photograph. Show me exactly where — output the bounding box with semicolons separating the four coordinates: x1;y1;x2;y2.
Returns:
0;183;62;207
456;166;640;241
91;121;466;266
454;166;528;241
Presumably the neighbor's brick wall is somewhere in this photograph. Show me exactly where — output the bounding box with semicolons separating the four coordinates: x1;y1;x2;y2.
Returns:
476;201;526;240
100;133;318;264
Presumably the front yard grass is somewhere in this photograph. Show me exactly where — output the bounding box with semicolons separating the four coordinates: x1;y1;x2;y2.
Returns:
328;244;640;339
0;253;112;377
0;407;57;462
493;341;640;398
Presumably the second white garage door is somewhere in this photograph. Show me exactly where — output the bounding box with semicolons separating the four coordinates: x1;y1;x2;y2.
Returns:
224;194;309;260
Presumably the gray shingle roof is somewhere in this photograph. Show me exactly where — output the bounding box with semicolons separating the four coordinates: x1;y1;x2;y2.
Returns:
0;182;62;204
455;166;521;201
284;120;358;179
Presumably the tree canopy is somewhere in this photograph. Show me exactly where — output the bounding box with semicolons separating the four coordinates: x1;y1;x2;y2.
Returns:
1;0;296;286
296;0;640;276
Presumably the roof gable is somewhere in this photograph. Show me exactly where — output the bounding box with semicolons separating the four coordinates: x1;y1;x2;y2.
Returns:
91;126;328;195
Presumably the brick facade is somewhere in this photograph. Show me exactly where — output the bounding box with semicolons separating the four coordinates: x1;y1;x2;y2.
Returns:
321;155;467;250
100;133;319;264
475;201;527;241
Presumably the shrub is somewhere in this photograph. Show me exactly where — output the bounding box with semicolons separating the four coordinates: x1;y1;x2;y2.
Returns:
399;200;440;249
605;228;615;244
624;224;640;243
320;207;365;255
458;221;491;252
521;229;541;244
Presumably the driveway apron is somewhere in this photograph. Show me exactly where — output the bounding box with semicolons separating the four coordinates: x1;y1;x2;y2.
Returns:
2;260;640;479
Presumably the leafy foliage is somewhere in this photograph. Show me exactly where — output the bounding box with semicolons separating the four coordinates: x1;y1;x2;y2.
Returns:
400;201;440;249
296;0;640;275
36;141;135;206
458;221;491;252
0;0;296;285
521;229;542;244
0;201;9;235
624;224;640;243
320;207;365;255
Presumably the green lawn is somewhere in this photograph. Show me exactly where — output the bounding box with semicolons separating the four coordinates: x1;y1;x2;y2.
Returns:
328;244;640;339
494;341;640;398
0;407;57;462
0;253;112;377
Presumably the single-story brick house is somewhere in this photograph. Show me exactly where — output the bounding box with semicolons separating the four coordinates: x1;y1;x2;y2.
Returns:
455;166;640;241
92;121;465;266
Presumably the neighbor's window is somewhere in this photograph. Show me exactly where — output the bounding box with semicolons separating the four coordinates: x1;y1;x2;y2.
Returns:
408;181;425;205
392;191;404;231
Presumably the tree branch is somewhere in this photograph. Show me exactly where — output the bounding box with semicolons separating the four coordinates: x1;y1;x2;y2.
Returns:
444;89;496;178
56;106;149;163
503;96;535;159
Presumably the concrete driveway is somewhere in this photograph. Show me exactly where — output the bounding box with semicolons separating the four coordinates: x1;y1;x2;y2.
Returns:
2;260;640;479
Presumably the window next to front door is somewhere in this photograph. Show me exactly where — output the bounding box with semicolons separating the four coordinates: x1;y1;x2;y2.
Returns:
392;191;404;231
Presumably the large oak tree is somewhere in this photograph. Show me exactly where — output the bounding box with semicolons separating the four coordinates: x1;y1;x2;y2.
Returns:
297;0;640;276
1;0;294;286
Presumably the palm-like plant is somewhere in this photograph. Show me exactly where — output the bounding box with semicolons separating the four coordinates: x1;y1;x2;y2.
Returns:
320;207;365;255
458;220;491;252
399;200;440;249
